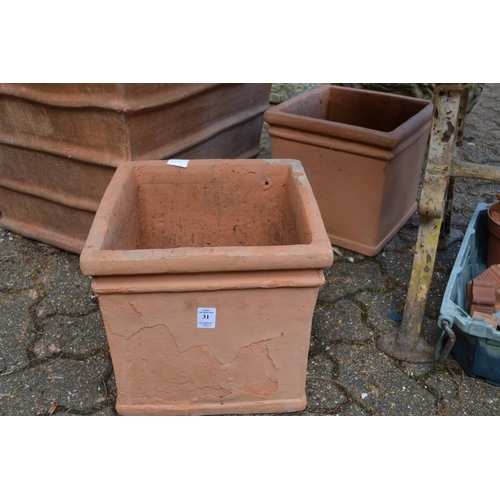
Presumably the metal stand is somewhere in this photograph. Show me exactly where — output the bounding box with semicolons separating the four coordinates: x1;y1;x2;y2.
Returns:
378;83;500;363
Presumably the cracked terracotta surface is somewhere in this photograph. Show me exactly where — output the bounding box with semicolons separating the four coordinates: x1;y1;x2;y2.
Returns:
80;159;333;415
0;83;271;254
264;85;433;256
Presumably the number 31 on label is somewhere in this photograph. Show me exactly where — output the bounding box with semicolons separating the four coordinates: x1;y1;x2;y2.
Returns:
197;308;216;328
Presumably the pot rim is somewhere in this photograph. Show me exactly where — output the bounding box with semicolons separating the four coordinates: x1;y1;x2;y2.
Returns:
0;83;271;112
264;84;433;150
80;159;334;276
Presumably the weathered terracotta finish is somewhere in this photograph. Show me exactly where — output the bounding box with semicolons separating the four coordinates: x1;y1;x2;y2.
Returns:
0;83;218;110
0;83;271;254
0;143;113;253
264;85;433;256
80;159;333;416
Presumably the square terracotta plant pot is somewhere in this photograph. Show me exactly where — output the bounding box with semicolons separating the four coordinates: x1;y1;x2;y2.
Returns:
80;159;333;416
264;85;433;256
0;83;271;254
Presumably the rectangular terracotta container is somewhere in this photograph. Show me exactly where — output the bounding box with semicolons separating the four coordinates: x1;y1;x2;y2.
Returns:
0;83;271;254
80;159;333;416
264;85;433;256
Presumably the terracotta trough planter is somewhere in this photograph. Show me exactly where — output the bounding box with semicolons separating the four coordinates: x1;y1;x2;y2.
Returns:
80;159;333;416
264;85;433;256
0;83;271;254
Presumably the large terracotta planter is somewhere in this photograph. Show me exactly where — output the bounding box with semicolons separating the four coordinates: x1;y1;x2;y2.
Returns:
0;83;271;254
264;85;433;256
80;159;333;416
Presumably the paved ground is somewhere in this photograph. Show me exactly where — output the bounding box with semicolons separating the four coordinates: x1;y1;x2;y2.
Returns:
2;84;500;416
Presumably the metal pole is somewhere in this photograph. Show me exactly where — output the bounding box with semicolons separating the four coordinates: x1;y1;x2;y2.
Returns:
377;84;468;362
442;86;469;243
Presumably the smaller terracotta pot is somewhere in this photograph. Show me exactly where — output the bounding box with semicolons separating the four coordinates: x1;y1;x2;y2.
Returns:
487;201;500;266
263;85;433;256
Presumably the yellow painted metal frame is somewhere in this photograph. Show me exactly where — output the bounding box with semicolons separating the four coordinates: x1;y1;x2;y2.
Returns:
377;84;500;362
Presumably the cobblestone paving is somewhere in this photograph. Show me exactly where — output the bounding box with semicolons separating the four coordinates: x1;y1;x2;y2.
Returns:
2;84;500;416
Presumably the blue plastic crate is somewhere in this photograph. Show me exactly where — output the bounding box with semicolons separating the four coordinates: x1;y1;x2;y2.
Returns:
438;202;500;386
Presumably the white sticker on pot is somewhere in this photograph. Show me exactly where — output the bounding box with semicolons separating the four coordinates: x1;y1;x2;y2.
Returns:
167;159;189;168
197;308;216;328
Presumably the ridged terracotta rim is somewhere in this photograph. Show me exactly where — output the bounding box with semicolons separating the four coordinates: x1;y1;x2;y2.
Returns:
0;102;270;167
0;83;221;111
80;159;334;276
264;85;433;152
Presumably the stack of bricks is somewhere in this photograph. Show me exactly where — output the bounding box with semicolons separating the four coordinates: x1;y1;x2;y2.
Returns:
467;265;500;328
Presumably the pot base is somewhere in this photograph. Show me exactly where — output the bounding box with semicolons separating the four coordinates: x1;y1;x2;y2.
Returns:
0;185;94;254
0;213;85;255
328;201;418;256
116;396;307;416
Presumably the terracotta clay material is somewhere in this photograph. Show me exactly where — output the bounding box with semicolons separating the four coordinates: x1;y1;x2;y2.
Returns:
487;202;500;267
466;264;500;314
264;85;433;256
80;159;333;416
0;83;271;254
468;279;496;316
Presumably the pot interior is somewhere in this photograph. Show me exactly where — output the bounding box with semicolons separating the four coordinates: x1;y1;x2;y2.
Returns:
102;162;313;250
282;86;428;133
